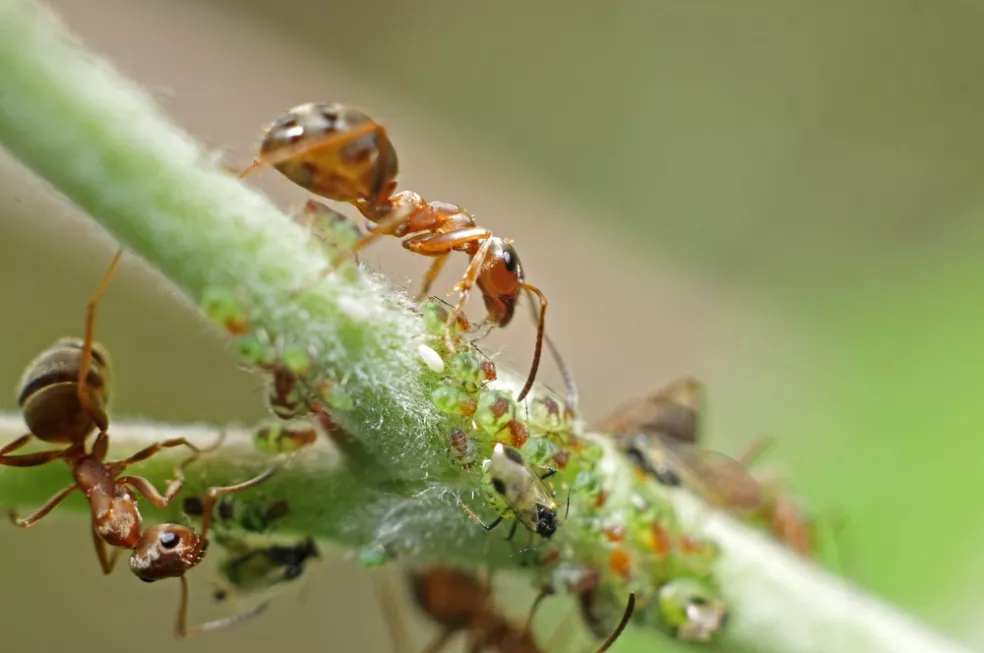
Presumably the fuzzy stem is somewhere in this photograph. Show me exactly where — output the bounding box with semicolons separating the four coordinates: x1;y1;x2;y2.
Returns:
0;2;973;652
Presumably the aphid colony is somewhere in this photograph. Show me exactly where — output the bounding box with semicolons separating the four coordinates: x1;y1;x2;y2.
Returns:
0;102;825;648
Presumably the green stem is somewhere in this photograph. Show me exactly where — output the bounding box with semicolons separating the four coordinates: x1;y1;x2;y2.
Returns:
0;1;973;652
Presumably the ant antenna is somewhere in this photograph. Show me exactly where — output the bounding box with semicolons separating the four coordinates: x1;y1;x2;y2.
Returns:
596;592;636;652
516;285;547;403
523;286;578;412
738;436;776;468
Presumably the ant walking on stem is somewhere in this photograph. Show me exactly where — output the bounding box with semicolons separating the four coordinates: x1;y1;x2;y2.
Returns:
239;102;562;403
0;250;279;637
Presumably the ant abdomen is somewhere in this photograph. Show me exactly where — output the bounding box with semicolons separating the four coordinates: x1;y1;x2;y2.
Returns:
259;102;398;209
17;338;111;442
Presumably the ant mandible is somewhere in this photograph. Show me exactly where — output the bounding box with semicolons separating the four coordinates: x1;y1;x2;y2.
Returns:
238;102;562;404
0;250;278;637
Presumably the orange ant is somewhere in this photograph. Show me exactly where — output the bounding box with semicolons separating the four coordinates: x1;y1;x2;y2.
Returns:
0;250;279;636
238;103;565;404
383;565;635;653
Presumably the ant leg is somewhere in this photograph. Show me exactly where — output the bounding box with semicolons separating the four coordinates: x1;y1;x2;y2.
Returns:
0;446;70;468
596;592;636;653
10;483;78;527
198;467;279;540
373;573;414;653
91;524;122;574
415;253;450;302
176;574;270;638
0;434;33;456
78;249;123;430
445;237;494;351
738;437;776;468
523;286;577;412
420;629;455;653
111;432;227;506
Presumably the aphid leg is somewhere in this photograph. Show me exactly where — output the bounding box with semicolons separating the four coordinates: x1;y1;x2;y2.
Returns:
78;248;123;430
460;502;503;532
176;575;270;638
596;592;636;653
92;525;122;574
537;467;558;482
9;483;78;527
564;487;572;520
416;252;450;302
524;286;578;413
505;520;520;542
516;284;548;402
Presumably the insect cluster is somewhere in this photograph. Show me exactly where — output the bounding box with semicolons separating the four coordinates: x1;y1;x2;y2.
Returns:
0;101;827;650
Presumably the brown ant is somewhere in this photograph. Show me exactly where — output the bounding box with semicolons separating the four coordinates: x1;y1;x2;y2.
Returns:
0;250;279;636
385;565;635;653
239;103;563;403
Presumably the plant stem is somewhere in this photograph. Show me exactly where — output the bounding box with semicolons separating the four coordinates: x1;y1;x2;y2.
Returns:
0;1;974;652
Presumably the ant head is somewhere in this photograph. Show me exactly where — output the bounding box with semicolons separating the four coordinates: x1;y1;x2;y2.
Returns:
129;524;205;583
477;238;524;327
258;102;398;208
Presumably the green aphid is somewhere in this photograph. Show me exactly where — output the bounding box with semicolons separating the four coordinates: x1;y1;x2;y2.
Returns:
357;543;392;568
280;344;312;376
529;395;568;433
431;384;477;417
572;469;604;496
213;535;320;603
449;351;485;390
324;383;354;411
654;578;728;642
521;436;560;467
235;333;277;368
300;199;362;249
475;389;516;435
419;298;468;340
201;286;248;336
253;420;318;455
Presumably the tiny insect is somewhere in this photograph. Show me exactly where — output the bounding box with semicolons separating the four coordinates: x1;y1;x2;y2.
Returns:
385;565;635;653
656;578;728;642
595;377;763;514
184;493;291;534
238;102;565;404
210;535;320;604
464;442;563;541
0;250;279;637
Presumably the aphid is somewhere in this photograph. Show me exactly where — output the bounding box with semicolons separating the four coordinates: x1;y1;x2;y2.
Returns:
184;493;291;534
655;578;728;642
252;419;319;455
394;565;635;653
239;102;563;403
465;442;561;540
0;250;279;637
596;377;763;514
211;535;320;604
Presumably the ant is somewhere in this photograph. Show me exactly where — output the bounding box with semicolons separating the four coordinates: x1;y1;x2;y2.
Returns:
238;102;565;404
385;565;635;653
0;250;279;636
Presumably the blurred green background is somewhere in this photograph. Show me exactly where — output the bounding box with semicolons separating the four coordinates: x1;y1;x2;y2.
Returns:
1;0;982;650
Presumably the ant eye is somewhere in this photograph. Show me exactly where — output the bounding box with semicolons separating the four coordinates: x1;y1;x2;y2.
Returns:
502;245;520;274
160;532;180;550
